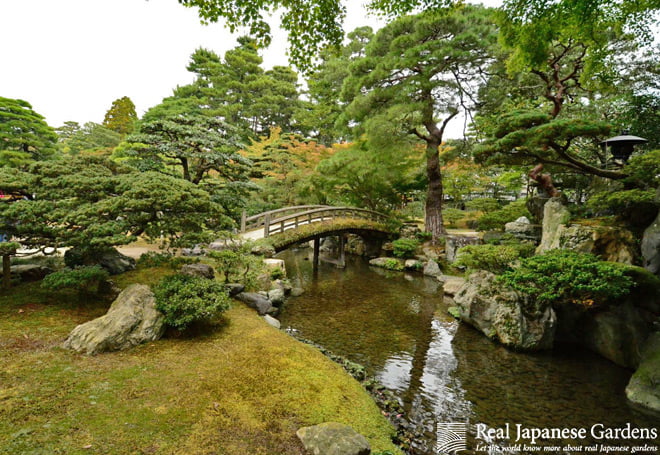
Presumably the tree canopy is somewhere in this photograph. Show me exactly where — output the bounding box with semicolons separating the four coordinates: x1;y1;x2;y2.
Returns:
178;0;659;70
0;97;57;167
120;108;248;185
103;96;138;135
341;5;498;239
55;121;122;156
176;40;303;139
0;156;229;253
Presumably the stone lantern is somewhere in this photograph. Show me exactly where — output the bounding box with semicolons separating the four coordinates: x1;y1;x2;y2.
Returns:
599;131;648;163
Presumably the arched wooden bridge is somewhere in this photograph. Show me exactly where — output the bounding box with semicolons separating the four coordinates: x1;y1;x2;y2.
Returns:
239;205;395;267
240;205;391;239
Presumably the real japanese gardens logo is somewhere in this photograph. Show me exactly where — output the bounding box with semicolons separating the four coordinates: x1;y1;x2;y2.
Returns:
437;422;468;454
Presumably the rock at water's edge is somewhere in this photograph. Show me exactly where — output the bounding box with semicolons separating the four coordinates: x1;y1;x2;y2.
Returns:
626;332;660;413
439;275;466;297
235;292;275;315
296;422;371;455
423;259;442;277
453;271;556;351
641;188;660;275
263;315;281;329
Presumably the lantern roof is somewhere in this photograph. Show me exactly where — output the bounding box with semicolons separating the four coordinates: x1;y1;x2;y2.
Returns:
599;134;648;148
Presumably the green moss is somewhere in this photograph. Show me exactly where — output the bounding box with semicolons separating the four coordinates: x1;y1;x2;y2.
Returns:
0;272;401;454
447;306;461;319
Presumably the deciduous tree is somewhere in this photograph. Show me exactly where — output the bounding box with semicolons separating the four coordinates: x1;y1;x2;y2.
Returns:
102;96;138;135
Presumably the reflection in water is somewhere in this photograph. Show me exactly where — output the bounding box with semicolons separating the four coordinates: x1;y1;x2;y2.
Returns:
277;249;658;454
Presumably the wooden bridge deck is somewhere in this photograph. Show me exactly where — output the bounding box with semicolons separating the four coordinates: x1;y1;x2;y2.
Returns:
239;205;390;241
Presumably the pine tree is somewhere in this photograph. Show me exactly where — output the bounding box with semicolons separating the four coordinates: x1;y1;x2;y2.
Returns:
0;97;57;167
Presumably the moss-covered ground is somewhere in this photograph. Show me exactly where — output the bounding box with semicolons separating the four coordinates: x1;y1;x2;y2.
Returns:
0;267;401;455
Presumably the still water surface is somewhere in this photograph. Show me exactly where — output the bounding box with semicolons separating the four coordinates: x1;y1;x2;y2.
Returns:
277;249;658;454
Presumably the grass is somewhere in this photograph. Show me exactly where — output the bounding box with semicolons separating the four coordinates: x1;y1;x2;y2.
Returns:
0;267;401;455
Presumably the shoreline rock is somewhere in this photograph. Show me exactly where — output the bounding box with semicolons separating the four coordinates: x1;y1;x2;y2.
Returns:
452;270;556;351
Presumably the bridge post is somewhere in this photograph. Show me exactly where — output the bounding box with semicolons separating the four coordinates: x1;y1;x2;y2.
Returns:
240;210;247;233
264;213;271;238
337;234;346;268
313;238;320;270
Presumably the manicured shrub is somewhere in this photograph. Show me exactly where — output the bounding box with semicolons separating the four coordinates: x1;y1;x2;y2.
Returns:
454;244;522;274
476;199;531;231
499;250;634;310
270;267;286;280
41;265;109;292
586;188;657;227
415;231;433;242
137;251;198;269
391;238;420;258
153;274;231;330
382;258;405;271
622;149;660;188
208;245;265;288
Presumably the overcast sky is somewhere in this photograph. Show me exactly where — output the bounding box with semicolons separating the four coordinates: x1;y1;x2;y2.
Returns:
1;0;500;132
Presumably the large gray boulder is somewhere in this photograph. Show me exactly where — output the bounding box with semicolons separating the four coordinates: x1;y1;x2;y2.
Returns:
626;332;660;413
235;292;275;315
438;275;466;297
65;247;136;275
453;271;556;351
62;284;165;355
180;263;215;280
267;287;286;306
580;301;653;369
537;197;571;253
641;188;660;275
423;259;441;277
296;422;371;455
537;198;637;264
99;249;136;275
504;216;542;242
8;264;53;282
445;235;482;263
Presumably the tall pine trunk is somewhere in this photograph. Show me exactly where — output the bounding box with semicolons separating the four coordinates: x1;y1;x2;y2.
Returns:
425;139;447;242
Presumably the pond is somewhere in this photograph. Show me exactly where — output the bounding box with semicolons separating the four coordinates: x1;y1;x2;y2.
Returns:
277;249;658;455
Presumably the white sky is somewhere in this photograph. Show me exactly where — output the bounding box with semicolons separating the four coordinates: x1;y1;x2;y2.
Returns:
0;0;501;132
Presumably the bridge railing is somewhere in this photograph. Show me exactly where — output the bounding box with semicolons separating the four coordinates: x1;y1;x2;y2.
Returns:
253;206;389;238
241;205;332;233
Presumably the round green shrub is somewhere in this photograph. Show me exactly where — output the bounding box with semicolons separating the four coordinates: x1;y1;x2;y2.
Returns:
137;251;199;269
41;265;109;292
153;274;231;330
476;199;531;231
382;258;405;271
391;238;420;258
454;244;522;274
586;188;657;227
499;250;634;311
